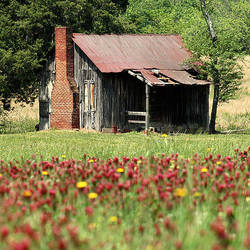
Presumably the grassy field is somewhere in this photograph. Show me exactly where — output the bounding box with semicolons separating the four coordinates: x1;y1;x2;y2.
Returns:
0;130;249;162
0;131;249;250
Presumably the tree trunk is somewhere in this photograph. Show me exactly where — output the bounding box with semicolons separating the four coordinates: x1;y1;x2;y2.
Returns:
200;0;219;133
200;0;217;43
209;83;219;133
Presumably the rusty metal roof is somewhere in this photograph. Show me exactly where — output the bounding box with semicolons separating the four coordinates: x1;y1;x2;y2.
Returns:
140;70;162;85
72;33;209;85
159;69;208;85
129;69;208;86
73;34;191;72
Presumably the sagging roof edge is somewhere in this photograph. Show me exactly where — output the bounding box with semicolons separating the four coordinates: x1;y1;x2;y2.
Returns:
126;69;210;87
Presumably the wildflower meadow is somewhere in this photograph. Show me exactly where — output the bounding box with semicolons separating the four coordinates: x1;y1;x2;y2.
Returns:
0;131;249;249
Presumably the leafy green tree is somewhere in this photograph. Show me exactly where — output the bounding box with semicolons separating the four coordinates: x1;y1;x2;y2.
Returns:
124;0;249;132
0;0;128;108
124;0;174;33
180;0;248;133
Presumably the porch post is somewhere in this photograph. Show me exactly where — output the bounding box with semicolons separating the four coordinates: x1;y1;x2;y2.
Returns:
145;84;150;134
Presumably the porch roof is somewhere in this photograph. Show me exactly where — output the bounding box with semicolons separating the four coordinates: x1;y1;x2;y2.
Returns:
128;69;209;86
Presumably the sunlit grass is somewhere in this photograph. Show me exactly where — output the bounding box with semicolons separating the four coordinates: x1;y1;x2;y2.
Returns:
0;130;249;162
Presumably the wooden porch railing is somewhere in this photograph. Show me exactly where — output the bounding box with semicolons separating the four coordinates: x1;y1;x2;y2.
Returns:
127;111;146;125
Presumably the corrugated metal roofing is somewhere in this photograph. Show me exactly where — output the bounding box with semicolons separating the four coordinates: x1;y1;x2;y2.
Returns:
73;34;191;73
160;69;208;85
140;70;162;85
131;69;208;86
72;33;209;85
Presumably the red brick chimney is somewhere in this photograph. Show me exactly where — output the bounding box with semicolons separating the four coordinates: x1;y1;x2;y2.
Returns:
50;27;79;129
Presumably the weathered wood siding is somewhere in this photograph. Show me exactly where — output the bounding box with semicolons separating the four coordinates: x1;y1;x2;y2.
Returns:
74;44;102;130
101;73;145;130
74;44;146;131
150;85;209;132
101;75;209;132
39;56;55;130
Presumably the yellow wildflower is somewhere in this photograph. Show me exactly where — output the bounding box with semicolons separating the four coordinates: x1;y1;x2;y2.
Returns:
88;159;94;163
42;171;49;176
201;168;208;173
174;188;188;197
116;168;124;173
169;164;175;169
246;197;250;202
88;192;98;199
162;133;168;138
23;190;32;198
137;160;142;164
0;174;2;177
108;216;118;223
76;181;87;189
193;192;201;197
207;148;211;152
216;161;222;165
61;154;66;158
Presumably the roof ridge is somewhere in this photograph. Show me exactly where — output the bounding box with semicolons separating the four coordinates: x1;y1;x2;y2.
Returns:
73;33;181;37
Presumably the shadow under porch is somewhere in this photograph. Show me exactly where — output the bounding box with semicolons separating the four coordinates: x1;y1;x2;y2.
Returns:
149;84;209;133
100;72;209;133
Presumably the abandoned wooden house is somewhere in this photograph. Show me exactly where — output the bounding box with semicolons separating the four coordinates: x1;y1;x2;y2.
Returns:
39;27;210;132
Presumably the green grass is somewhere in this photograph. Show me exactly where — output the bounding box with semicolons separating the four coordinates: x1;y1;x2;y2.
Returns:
0;131;249;249
0;130;249;162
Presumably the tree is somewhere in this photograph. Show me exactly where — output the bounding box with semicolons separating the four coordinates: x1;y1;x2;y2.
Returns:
0;0;128;109
123;0;248;132
200;0;220;133
192;0;246;133
123;0;176;34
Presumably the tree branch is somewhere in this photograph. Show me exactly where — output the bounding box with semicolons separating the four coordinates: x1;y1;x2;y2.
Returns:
200;0;217;44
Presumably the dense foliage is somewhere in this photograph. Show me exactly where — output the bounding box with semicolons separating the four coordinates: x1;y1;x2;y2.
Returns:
0;0;128;106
